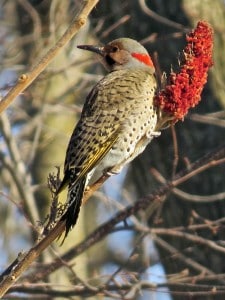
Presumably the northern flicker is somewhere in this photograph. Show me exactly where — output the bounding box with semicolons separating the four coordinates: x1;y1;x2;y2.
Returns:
58;38;160;237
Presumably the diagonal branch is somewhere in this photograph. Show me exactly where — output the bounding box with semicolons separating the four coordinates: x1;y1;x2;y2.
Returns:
19;144;225;284
0;0;99;114
0;112;40;228
1;145;224;296
56;145;225;260
139;0;188;31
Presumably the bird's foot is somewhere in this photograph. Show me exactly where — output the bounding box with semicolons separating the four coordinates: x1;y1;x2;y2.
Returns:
105;165;122;176
146;130;161;139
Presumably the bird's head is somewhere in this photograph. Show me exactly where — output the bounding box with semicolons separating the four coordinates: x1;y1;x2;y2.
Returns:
77;38;155;72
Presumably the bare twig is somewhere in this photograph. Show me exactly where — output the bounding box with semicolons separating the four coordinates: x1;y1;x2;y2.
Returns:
154;236;216;277
17;0;42;42
139;0;188;31
0;0;99;114
101;15;131;38
8;280;225;298
17;144;225;284
151;164;225;203
171;125;179;178
0;112;40;226
152;228;225;255
0;220;66;297
173;188;225;203
190;113;225;128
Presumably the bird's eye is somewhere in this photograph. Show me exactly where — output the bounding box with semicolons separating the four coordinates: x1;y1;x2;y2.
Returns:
111;46;119;53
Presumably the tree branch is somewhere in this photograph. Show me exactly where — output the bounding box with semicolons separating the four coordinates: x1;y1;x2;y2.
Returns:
1;145;224;296
18;144;225;285
0;112;40;227
0;0;99;114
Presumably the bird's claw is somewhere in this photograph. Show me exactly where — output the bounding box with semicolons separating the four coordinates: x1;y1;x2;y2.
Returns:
105;166;122;177
146;130;161;139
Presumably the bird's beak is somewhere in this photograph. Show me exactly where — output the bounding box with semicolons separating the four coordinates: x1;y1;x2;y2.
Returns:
77;45;105;56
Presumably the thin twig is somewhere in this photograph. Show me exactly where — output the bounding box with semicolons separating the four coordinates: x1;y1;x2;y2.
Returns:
190;113;225;128
173;188;225;203
18;145;225;284
139;0;188;31
101;15;131;38
0;0;99;114
0;112;40;227
152;228;225;255
154;236;216;277
171;125;179;178
151;164;225;203
8;280;225;298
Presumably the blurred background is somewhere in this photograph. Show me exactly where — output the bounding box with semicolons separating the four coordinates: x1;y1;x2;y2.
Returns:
0;0;225;299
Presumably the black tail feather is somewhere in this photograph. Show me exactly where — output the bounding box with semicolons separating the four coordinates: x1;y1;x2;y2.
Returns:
61;177;86;238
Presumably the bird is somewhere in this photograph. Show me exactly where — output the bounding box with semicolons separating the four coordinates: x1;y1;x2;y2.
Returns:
57;37;161;238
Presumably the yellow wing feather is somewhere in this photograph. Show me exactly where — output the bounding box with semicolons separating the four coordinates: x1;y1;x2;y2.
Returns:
70;127;120;186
